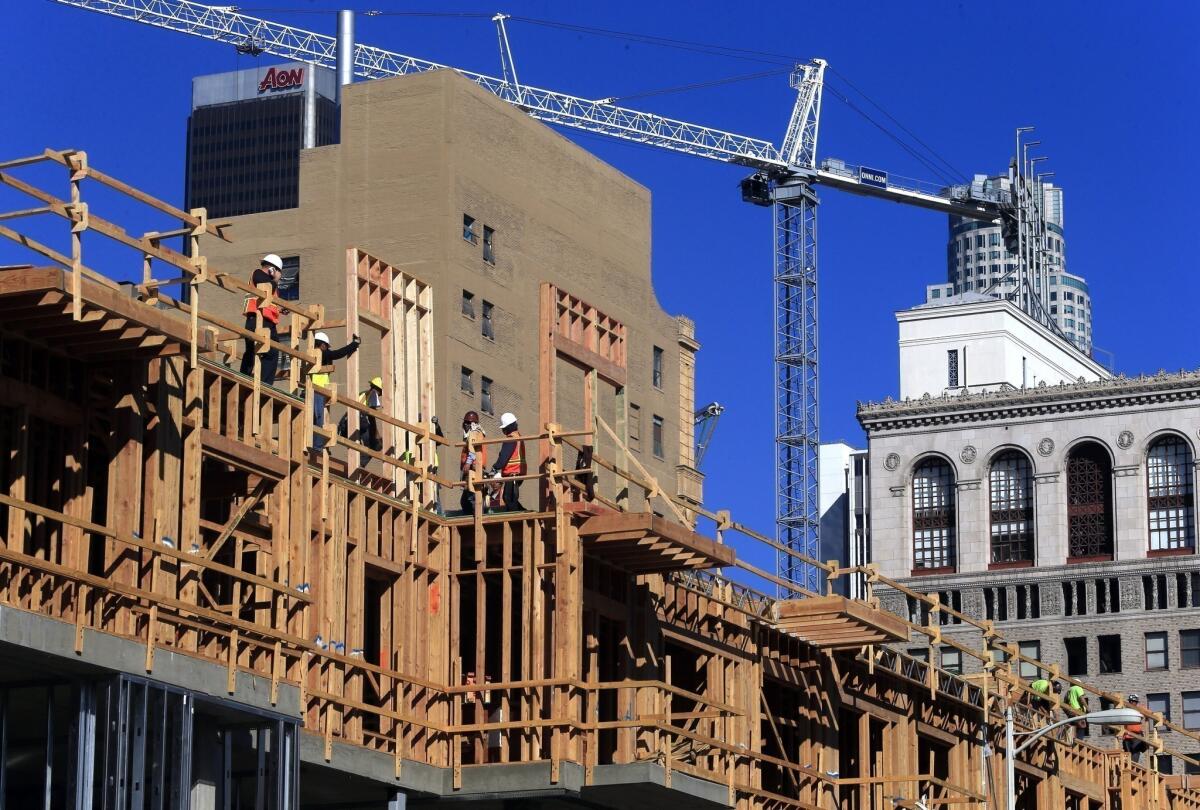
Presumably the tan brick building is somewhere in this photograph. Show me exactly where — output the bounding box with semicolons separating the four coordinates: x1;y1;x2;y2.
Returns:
202;69;702;511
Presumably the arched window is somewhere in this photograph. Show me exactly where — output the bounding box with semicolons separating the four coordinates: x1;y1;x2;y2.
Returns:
913;458;956;571
990;451;1035;564
1067;442;1114;560
1147;435;1195;552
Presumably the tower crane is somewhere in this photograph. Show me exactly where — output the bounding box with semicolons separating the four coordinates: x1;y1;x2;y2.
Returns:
51;0;1016;594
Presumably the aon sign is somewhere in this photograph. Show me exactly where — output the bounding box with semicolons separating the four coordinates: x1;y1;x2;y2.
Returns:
258;67;305;93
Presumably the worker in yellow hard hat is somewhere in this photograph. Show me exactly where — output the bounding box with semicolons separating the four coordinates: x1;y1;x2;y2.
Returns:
355;376;385;468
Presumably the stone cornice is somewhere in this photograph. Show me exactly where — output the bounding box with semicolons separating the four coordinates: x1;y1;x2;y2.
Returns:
857;369;1200;432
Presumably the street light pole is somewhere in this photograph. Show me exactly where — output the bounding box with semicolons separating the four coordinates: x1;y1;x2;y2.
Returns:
1005;707;1143;810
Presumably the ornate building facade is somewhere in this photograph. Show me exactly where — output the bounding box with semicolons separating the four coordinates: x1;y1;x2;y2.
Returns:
858;371;1200;770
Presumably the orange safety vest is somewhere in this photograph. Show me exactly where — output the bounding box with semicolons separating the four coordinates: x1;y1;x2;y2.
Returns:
461;444;487;472
501;436;526;476
243;274;280;324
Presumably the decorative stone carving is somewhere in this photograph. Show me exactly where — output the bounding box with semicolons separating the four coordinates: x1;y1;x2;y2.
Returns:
884;453;901;471
1117;430;1134;449
960;445;977;464
1037;438;1055;457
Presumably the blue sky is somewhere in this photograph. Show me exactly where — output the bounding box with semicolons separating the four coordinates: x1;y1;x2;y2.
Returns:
3;0;1199;552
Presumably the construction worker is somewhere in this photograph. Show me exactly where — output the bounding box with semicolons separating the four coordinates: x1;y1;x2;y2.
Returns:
1065;682;1089;733
1121;694;1147;763
489;412;526;512
1028;677;1061;721
357;376;384;468
459;411;486;514
240;254;283;383
309;331;360;451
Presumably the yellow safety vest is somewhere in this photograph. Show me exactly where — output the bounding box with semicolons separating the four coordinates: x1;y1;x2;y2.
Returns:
311;369;330;388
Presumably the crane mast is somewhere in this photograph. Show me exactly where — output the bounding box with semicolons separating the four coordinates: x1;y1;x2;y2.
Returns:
51;0;1011;595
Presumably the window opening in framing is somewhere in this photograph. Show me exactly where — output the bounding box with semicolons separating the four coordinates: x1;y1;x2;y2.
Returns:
989;451;1034;564
1148;435;1196;551
912;457;956;571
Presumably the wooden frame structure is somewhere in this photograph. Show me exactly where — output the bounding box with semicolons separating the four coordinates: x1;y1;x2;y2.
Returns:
1;149;1200;808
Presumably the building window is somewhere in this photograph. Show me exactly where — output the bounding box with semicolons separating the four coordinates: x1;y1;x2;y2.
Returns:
460;366;474;395
481;300;495;340
940;647;962;675
989;233;1000;247
984;587;1008;622
989;451;1034;564
277;255;301;300
1148;435;1196;551
461;289;476;319
1096;577;1120;614
1066;442;1114;560
483;225;496;264
1098;634;1122;674
1019;640;1041;679
628;404;641;453
1064;637;1087;676
1145;573;1170;609
1148;693;1171;722
912;457;956;571
1146;632;1168;671
909;647;930;663
1183;630;1200;668
651;415;664;459
1050;291;1058;301
1062;580;1087;616
463;213;478;244
947;349;959;388
652;346;664;389
1185;692;1200;730
1015;584;1040;620
480;376;494;415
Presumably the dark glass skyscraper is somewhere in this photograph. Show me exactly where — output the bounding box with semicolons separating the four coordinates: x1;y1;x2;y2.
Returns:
185;63;338;219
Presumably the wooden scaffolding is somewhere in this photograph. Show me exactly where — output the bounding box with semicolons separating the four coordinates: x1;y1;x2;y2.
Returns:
0;148;1199;809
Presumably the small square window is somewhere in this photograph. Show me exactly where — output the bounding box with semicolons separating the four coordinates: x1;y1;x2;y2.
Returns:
1146;632;1168;671
460;366;474;395
652;415;664;459
481;300;495;340
1019;640;1041;679
940;646;962;675
1098;634;1122;674
1064;636;1088;676
1182;630;1200;668
483;225;495;264
480;376;494;415
461;290;476;319
652;346;664;389
628;404;641;453
463;214;478;244
1185;692;1200;730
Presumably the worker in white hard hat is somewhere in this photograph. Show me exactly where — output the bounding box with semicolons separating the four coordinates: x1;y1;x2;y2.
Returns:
240;254;284;383
489;411;526;511
308;330;360;451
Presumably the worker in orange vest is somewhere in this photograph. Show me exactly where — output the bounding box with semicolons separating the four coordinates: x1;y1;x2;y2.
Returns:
240;254;283;382
489;412;526;512
1121;694;1147;763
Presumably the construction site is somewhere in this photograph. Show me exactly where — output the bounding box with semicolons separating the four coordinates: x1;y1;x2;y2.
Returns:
0;2;1198;809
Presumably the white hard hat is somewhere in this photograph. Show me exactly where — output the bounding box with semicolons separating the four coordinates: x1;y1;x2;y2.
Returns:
313;331;331;345
261;253;284;271
499;412;517;429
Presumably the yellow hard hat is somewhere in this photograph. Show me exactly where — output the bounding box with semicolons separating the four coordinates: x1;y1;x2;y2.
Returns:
370;376;383;390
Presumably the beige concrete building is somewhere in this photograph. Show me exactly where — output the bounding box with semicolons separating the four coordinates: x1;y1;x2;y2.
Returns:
202;68;702;511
